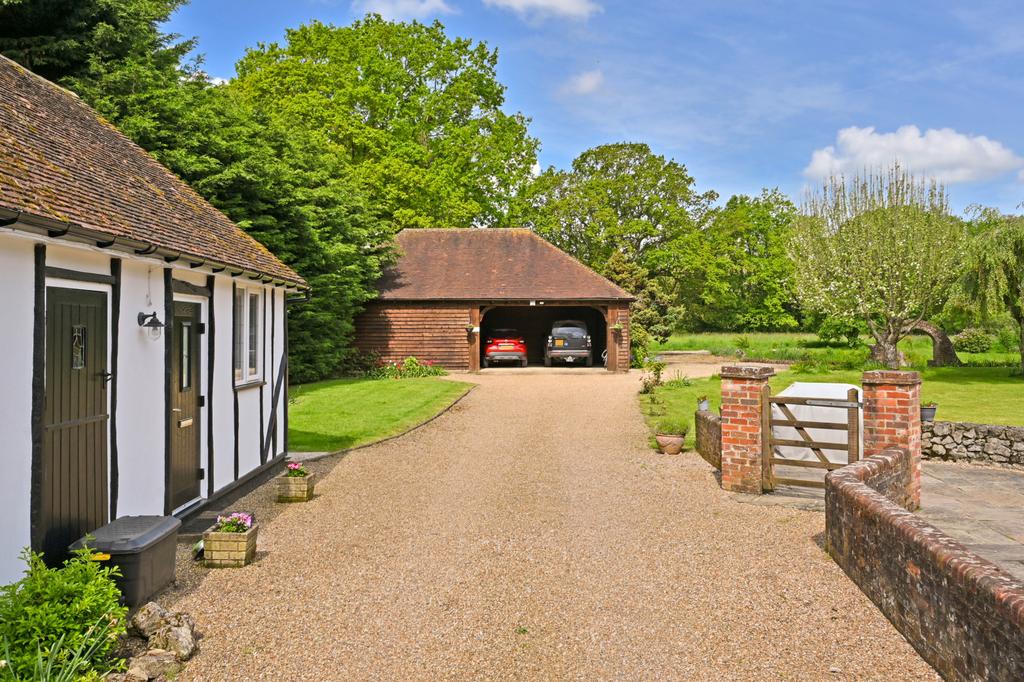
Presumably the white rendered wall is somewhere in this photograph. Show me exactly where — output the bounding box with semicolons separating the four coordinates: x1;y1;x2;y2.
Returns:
0;233;36;584
211;276;236;492
113;260;166;516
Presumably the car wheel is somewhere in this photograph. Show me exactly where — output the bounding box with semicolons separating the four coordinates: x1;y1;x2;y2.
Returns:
520;358;528;368
544;357;552;367
482;358;489;369
585;355;593;367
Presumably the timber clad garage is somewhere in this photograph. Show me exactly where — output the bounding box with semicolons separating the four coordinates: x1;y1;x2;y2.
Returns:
355;229;634;372
0;56;306;584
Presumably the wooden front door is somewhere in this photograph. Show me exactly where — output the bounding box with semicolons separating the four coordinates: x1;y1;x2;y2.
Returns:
41;287;109;563
169;301;202;510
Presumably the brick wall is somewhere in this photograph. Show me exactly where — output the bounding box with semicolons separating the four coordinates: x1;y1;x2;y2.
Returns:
719;364;774;493
862;370;922;509
695;410;722;470
826;448;1024;681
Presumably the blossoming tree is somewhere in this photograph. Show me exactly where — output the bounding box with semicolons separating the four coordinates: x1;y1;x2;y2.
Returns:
790;165;965;368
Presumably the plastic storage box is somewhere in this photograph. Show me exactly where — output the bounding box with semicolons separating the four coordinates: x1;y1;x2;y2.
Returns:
70;515;181;607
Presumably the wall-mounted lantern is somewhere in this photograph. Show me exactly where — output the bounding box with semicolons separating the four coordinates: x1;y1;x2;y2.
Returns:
137;311;165;340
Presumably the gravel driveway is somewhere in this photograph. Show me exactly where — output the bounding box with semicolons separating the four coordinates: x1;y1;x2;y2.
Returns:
166;371;936;681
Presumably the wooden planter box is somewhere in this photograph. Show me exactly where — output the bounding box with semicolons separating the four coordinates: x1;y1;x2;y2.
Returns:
277;473;315;502
204;525;258;568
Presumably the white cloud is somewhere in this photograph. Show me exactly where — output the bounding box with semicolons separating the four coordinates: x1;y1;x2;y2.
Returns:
352;0;454;20
560;69;603;96
805;125;1024;184
483;0;600;21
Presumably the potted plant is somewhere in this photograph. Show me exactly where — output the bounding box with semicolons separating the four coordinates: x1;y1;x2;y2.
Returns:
611;322;624;334
921;402;938;422
696;395;710;412
277;461;315;502
203;512;257;568
654;418;689;455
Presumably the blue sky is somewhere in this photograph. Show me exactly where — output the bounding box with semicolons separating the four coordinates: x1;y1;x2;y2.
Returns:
166;0;1024;213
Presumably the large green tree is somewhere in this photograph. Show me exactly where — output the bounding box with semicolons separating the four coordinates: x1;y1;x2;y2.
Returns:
233;16;538;230
693;189;798;331
790;166;965;368
514;142;716;274
959;208;1024;377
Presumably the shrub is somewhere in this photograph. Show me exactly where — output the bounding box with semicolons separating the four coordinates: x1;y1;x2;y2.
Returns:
372;357;447;379
639;360;667;394
994;327;1019;353
816;317;863;348
952;328;994;353
0;549;127;680
733;335;752;351
656;417;689;436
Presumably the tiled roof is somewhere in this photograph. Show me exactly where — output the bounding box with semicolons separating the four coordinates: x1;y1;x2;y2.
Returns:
0;56;304;286
377;228;633;301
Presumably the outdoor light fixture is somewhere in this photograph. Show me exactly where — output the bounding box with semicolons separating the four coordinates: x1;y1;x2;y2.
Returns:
137;311;165;340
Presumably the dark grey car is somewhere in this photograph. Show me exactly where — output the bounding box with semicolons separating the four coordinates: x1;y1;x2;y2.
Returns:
544;320;593;366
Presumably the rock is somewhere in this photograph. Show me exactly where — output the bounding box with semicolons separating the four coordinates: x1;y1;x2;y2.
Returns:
941;436;955;445
952;429;963;444
933;422;951;437
131;602;170;638
1013;442;1024;452
150;623;197;661
931;443;947;456
984;439;1012;458
126;650;181;680
951;445;967;458
964;429;976;440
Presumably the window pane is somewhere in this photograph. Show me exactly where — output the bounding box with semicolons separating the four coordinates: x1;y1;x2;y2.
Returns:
233;289;244;380
248;292;259;376
181;322;191;390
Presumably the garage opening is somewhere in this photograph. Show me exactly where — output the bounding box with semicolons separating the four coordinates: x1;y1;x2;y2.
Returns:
480;305;608;368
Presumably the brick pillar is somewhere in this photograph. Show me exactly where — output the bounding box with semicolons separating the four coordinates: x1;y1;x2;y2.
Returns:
862;370;922;509
720;364;775;494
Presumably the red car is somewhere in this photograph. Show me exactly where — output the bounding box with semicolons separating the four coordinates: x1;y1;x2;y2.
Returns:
483;328;527;368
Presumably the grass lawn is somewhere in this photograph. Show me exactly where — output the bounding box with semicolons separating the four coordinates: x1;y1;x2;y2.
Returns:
288;377;473;452
653;332;1018;368
640;366;1024;449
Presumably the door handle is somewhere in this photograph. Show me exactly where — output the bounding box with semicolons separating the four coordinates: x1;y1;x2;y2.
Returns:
98;372;113;384
172;408;182;413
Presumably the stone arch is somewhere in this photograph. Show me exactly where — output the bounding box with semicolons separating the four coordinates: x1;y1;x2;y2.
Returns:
911;320;962;367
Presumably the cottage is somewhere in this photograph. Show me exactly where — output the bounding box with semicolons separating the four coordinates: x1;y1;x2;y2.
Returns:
355;229;633;372
0;56;306;583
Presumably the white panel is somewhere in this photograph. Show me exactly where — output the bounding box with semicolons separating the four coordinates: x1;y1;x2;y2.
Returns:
237;389;263;475
45;243;110;274
114;261;167;516
0;234;35;584
212;276;236;492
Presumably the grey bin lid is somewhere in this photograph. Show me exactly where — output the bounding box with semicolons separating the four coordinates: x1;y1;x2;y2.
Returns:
70;515;182;554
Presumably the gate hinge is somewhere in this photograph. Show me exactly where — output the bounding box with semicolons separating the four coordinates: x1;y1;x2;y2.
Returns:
197;467;205;480
198;395;206;407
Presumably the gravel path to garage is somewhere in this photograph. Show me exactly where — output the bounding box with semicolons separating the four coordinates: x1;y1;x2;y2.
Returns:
165;370;937;681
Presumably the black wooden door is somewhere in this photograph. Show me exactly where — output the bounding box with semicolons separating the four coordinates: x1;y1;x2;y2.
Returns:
169;302;202;510
42;287;108;563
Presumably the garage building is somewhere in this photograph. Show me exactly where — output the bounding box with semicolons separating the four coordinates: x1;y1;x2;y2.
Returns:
355;229;634;372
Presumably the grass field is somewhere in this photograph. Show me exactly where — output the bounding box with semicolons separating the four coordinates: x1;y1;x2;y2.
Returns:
640;366;1024;449
653;332;1018;368
288;377;473;452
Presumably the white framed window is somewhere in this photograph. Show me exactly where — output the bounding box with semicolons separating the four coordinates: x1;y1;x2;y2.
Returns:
234;287;262;383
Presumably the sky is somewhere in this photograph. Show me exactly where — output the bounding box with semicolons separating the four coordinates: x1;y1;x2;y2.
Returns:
165;0;1024;213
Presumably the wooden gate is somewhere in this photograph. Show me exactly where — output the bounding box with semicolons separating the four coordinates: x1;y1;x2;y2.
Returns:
761;386;860;491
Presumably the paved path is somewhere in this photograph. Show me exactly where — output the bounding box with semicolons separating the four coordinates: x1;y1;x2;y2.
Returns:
919;462;1024;580
166;372;935;681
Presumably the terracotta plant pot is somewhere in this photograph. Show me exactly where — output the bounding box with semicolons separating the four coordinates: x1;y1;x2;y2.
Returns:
277;473;315;503
204;524;258;568
655;433;685;455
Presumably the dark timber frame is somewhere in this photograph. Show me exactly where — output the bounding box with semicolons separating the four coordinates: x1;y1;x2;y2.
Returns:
162;268;173;514
109;259;121;519
30;244;46;552
206;275;216;498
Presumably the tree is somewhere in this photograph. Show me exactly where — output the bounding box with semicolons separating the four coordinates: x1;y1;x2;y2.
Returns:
600;252;681;364
693;189;798;331
959;208;1024;377
790;166;965;368
514;142;716;274
233;16;538;231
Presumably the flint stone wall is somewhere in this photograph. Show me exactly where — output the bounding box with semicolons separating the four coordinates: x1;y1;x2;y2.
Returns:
922;421;1024;466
